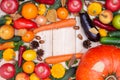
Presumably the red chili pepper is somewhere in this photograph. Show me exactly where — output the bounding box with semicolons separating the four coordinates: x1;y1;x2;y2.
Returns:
93;18;117;31
13;18;38;29
35;0;55;5
18;46;26;67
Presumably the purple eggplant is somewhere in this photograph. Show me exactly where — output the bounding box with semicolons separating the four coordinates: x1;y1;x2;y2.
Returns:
79;12;100;42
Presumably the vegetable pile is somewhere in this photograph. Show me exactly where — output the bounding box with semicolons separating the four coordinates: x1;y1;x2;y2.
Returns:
1;0;120;80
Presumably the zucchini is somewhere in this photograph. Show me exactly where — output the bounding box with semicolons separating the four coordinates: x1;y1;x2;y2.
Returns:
100;37;120;45
58;67;77;80
0;36;21;43
108;31;120;38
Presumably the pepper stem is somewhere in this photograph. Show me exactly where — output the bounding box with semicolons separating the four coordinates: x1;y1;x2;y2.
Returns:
105;75;117;80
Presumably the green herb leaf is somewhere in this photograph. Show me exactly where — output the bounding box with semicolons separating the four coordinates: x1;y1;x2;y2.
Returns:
0;50;3;59
0;15;7;26
65;59;78;67
48;0;61;10
14;41;24;51
10;61;23;80
58;67;77;80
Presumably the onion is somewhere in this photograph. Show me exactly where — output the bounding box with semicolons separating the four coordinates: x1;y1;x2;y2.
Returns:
35;15;47;26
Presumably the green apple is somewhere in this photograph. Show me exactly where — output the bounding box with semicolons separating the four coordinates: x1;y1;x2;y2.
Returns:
112;14;120;29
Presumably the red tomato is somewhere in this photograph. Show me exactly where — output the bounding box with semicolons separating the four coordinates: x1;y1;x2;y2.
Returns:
0;0;19;14
35;63;50;79
76;45;120;80
0;63;16;79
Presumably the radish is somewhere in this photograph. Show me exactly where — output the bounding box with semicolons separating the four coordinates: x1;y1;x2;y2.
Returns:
67;0;83;13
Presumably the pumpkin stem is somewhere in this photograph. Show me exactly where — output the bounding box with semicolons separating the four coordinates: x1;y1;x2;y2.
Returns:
105;75;117;80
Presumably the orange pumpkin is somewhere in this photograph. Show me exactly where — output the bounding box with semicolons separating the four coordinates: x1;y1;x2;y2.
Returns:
76;45;120;80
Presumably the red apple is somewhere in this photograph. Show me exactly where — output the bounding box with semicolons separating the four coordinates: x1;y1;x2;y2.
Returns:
67;0;82;13
0;0;19;14
15;72;30;80
99;10;113;24
0;63;16;79
35;63;50;79
105;0;120;12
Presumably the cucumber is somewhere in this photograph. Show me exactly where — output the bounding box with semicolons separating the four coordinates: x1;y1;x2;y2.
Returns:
108;31;120;38
58;67;77;80
0;36;21;43
100;37;120;45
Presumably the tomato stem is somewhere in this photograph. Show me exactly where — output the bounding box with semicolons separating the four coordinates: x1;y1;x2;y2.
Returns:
105;75;117;80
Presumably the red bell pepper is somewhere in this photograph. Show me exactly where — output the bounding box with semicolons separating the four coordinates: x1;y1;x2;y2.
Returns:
35;0;55;5
13;17;38;29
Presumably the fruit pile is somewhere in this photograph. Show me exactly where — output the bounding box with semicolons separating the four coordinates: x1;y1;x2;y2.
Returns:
1;0;120;80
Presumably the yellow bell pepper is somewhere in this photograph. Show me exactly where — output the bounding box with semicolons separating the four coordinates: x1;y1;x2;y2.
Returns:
5;16;12;25
87;2;102;16
98;28;108;37
38;4;46;15
51;64;65;78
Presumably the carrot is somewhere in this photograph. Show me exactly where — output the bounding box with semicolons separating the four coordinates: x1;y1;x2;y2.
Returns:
0;41;15;50
33;18;76;33
45;53;83;64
